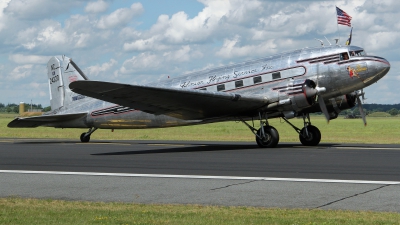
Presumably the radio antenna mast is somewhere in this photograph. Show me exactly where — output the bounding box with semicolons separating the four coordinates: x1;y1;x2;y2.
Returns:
315;38;324;46
324;36;332;45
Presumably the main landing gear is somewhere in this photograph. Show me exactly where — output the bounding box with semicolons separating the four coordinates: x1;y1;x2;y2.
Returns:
240;112;280;148
80;127;98;143
241;113;321;148
282;113;321;146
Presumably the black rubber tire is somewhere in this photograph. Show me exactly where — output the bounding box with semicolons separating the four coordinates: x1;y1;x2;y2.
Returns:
80;133;90;143
299;125;321;146
255;126;279;148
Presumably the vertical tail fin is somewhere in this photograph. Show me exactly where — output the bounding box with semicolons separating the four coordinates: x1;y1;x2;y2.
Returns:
47;56;88;111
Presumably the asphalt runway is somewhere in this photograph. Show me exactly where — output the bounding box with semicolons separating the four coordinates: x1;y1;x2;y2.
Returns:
1;138;400;211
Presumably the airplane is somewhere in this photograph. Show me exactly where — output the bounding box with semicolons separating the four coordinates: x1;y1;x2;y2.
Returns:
8;44;390;147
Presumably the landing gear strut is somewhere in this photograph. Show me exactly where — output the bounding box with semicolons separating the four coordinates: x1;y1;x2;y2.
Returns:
240;112;280;148
282;113;321;146
80;127;98;143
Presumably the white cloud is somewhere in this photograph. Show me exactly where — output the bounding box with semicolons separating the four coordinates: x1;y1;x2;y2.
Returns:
97;3;143;29
14;21;68;52
72;32;91;48
85;0;108;14
162;45;201;62
120;52;161;74
0;0;11;32
9;54;49;64
86;59;117;77
4;0;80;20
362;32;400;52
9;64;33;80
216;35;278;58
37;25;67;45
123;37;169;52
120;45;203;74
357;0;400;13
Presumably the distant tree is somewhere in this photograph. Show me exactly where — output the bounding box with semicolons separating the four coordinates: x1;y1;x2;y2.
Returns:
339;109;352;115
353;107;368;116
43;106;51;112
387;108;399;116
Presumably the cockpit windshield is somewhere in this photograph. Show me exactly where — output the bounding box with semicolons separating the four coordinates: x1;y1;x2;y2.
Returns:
349;50;367;57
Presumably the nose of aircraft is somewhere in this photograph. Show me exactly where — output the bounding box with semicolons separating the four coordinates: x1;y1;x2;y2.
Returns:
376;57;390;79
363;57;390;85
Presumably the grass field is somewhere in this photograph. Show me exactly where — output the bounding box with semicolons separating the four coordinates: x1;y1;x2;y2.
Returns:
2;113;400;224
1;198;400;225
2;113;400;144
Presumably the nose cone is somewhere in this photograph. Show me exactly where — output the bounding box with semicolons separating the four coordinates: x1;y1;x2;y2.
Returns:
381;58;390;73
375;57;390;79
363;57;390;85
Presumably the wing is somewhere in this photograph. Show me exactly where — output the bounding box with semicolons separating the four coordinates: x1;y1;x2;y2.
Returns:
69;81;269;120
8;113;87;128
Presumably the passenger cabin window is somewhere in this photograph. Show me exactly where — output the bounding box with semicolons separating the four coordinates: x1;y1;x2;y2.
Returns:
217;84;225;91
235;80;244;88
253;76;262;84
272;72;281;80
340;52;349;60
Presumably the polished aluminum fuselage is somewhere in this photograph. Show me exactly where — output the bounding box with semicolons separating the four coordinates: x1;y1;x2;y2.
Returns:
49;45;390;129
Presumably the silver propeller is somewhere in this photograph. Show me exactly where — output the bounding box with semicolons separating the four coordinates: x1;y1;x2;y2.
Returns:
315;87;330;122
356;89;367;126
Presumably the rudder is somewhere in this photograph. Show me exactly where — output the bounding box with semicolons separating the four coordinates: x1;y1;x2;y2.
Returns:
47;56;88;112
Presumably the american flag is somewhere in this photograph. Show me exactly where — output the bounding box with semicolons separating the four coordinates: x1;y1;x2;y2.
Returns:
336;7;352;27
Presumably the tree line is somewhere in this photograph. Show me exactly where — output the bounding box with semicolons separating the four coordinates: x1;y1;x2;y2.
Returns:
0;103;50;113
339;104;400;116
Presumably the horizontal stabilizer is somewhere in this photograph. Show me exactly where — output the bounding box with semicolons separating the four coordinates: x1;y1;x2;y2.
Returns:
7;113;87;128
70;81;269;120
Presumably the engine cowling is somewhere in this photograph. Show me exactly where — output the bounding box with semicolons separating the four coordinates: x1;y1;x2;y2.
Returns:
276;79;317;112
301;92;357;119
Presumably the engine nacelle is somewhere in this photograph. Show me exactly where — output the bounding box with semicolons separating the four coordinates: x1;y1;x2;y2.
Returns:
300;92;357;119
276;79;317;114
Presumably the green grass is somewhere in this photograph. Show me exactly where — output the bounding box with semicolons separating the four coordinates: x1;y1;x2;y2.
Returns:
1;198;400;225
2;113;400;144
368;112;392;117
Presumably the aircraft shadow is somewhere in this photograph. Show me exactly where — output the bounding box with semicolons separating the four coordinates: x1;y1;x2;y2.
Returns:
91;144;258;156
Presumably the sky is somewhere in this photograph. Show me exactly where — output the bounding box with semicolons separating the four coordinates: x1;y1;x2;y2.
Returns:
0;0;399;107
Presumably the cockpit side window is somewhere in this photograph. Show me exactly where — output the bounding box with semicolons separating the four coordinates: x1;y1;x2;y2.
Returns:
340;52;349;60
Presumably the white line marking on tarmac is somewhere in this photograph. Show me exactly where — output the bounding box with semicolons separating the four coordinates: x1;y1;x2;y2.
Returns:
0;170;399;185
336;147;400;150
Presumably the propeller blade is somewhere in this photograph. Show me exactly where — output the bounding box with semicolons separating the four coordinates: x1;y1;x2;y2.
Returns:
361;89;366;101
357;96;367;126
318;95;330;122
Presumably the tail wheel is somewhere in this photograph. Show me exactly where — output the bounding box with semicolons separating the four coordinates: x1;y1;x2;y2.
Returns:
256;126;279;148
80;133;90;143
299;125;321;146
